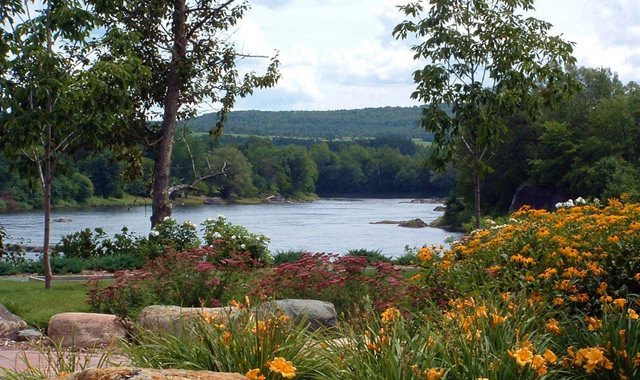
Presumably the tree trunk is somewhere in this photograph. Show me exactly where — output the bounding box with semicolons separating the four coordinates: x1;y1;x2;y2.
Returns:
150;0;187;227
43;125;53;290
474;173;481;230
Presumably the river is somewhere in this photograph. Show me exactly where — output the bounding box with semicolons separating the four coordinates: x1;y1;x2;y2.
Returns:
0;198;461;258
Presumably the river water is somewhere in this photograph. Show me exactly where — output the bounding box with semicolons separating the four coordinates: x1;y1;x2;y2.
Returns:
0;198;460;258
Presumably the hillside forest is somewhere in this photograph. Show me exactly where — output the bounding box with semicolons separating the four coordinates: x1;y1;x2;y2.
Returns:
1;66;638;228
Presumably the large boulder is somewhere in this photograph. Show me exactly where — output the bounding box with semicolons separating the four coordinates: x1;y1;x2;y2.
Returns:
0;303;28;340
259;299;337;331
137;305;238;337
47;312;127;348
50;367;247;380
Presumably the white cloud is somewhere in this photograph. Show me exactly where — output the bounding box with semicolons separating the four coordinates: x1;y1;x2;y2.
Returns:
229;0;640;112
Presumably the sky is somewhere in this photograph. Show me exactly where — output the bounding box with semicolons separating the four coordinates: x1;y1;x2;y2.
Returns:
227;0;640;112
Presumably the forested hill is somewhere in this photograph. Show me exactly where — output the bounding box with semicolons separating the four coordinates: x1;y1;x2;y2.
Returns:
183;106;434;141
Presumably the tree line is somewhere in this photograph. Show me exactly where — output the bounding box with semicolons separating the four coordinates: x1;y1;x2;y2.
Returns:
0;136;454;209
447;66;640;225
183;107;437;141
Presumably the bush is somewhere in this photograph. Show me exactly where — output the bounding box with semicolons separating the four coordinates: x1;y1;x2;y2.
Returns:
251;253;428;314
54;228;106;259
345;248;390;263
202;215;271;265
85;254;145;272
415;197;640;314
85;246;258;319
271;249;307;265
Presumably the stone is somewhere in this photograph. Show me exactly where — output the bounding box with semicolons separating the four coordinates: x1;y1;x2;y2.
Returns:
433;206;446;212
47;312;127;348
0;303;28;340
137;305;238;337
54;217;73;222
259;299;337;331
49;367;247;380
398;218;428;228
17;328;42;341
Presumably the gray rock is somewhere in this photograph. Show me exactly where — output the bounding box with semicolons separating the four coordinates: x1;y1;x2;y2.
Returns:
259;299;337;331
48;312;127;348
0;303;28;340
433;206;446;212
17;328;42;341
137;305;238;337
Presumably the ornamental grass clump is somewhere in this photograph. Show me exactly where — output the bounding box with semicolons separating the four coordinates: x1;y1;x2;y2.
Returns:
124;300;327;379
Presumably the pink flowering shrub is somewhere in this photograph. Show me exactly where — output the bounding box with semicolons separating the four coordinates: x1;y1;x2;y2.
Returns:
85;246;258;319
250;253;429;314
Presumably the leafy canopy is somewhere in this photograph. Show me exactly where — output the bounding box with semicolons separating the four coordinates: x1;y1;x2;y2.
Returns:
393;0;578;170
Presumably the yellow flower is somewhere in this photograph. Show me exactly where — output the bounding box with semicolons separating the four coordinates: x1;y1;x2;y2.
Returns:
543;349;557;363
246;369;265;380
585;317;601;331
613;298;628;309
268;357;297;379
507;347;533;367
628;309;639;320
546;319;561;335
58;372;68;377
607;235;620;244
381;307;401;322
424;368;445;380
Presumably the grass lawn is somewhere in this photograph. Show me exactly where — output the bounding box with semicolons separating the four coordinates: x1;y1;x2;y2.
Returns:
0;280;90;329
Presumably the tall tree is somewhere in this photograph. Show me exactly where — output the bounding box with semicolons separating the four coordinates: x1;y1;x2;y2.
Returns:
92;0;280;227
394;0;578;228
0;0;142;288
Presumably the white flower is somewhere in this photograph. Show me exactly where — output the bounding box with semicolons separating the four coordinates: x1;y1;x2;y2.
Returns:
565;199;575;208
149;229;160;237
240;244;246;249
163;216;172;222
575;197;586;205
183;221;197;229
217;214;226;220
205;218;213;222
231;235;237;240
555;202;563;209
212;232;222;239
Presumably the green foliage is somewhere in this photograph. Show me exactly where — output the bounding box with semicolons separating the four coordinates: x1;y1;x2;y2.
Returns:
345;248;391;263
125;306;326;379
85;247;257;319
184;106;433;141
202;215;271;265
54;228;107;259
271;249;307;265
147;218;201;259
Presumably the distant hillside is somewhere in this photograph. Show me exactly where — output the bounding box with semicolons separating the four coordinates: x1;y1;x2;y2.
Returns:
183;106;435;141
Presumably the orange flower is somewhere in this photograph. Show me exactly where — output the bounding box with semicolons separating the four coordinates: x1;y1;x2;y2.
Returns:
628;309;639;320
507;347;533;367
246;369;265;380
381;307;401;322
546;319;561;334
613;298;628;309
268;357;296;379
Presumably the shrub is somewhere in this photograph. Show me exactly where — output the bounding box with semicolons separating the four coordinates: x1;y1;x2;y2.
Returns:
251;253;428;314
202;215;271;264
85;246;258;319
415;197;640;314
271;249;307;265
345;248;390;263
145;218;201;259
54;228;107;259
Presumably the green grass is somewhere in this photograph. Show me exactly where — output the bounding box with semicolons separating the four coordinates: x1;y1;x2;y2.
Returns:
0;280;90;329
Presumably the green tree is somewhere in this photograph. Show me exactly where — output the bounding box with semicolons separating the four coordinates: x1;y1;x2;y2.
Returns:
91;0;280;226
206;146;254;198
0;0;142;289
394;0;577;228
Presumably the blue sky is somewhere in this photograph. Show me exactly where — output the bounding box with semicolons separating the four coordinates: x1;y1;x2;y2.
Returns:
227;0;640;112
